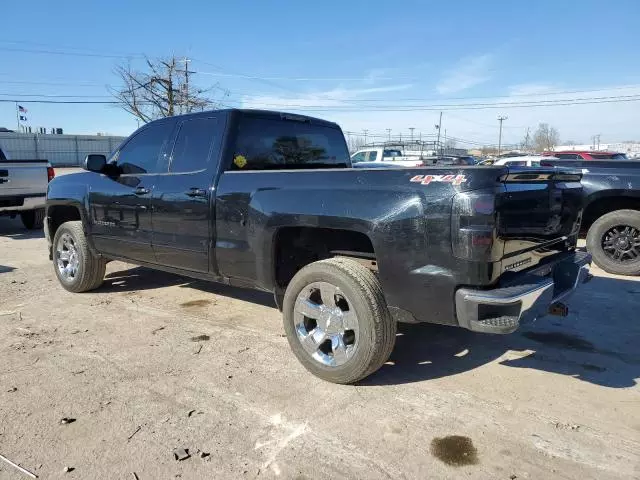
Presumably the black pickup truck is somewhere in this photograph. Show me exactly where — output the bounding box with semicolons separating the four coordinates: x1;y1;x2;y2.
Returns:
45;109;591;383
540;158;640;276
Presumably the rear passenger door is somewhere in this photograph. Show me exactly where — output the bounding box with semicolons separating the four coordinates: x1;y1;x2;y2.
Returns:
150;116;222;273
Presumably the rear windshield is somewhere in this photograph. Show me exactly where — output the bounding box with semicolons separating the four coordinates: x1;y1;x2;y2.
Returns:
232;116;350;170
383;149;402;157
590;153;628;160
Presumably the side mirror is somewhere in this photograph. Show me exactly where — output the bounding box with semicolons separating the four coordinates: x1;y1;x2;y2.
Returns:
84;154;107;173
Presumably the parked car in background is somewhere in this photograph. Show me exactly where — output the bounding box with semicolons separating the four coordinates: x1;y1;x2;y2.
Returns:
350;147;423;167
540;157;640;275
544;150;628;160
45;108;591;383
0;145;55;229
492;155;556;167
421;155;478;166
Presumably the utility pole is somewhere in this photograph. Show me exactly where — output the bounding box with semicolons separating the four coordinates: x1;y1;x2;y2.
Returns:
435;111;442;157
386;128;391;142
523;127;530;151
180;57;195;114
596;134;601;150
363;129;368;145
409;127;415;144
497;115;508;157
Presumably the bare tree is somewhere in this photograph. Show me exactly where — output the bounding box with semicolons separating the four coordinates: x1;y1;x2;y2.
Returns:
346;134;366;153
444;138;457;149
111;57;215;123
532;123;560;152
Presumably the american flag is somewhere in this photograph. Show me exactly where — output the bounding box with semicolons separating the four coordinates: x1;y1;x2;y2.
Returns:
18;105;27;113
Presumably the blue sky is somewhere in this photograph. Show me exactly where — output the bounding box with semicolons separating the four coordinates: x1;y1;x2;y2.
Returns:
2;0;640;147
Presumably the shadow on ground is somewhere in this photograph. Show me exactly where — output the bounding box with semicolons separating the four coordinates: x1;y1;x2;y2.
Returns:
0;217;44;239
52;253;640;390
98;266;276;308
362;275;640;389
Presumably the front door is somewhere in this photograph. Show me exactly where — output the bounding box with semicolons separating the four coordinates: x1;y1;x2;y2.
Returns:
151;116;222;273
89;121;174;263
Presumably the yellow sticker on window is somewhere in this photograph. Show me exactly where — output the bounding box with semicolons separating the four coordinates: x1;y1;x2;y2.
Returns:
234;155;247;168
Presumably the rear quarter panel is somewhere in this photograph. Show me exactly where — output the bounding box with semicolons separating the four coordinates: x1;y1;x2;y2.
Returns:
215;166;505;325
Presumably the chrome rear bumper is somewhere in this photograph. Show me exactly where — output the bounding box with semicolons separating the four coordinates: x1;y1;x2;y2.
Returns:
455;251;592;334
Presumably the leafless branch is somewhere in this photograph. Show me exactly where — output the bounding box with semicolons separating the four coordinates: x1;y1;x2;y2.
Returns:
110;56;216;124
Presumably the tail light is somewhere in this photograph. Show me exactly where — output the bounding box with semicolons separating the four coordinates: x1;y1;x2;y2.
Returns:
47;166;55;182
451;190;501;261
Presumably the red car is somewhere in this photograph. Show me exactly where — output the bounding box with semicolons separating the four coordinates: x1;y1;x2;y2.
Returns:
542;150;628;160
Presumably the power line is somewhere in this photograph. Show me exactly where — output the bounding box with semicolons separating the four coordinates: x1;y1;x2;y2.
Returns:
0;93;113;98
221;94;640;111
0;46;140;59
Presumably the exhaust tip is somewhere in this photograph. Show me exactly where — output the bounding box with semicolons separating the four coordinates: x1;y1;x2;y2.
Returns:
548;302;569;317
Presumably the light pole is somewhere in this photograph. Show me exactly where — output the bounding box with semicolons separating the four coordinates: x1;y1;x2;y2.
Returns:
409;127;415;144
435;112;442;156
497;115;508;157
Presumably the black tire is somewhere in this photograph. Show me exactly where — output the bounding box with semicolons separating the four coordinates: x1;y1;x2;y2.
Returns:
586;209;640;276
282;257;396;384
20;208;45;230
52;220;107;292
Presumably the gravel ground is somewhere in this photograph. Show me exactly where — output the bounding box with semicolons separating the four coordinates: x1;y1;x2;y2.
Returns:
1;217;639;480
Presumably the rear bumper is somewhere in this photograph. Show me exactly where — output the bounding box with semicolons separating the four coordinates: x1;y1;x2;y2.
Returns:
455;251;592;334
0;195;46;213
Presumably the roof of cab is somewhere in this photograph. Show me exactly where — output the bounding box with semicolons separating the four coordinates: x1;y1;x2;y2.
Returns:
146;108;340;128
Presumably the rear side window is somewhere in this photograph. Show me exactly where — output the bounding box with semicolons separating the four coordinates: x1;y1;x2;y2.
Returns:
505;160;527;167
170;118;217;173
232;117;349;170
556;153;580;160
367;151;378;161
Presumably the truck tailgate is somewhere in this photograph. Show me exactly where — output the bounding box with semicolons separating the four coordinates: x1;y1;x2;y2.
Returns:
0;161;49;197
496;168;583;271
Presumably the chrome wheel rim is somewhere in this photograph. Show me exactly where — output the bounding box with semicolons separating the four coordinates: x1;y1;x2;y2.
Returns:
56;233;80;280
602;225;640;263
293;281;359;367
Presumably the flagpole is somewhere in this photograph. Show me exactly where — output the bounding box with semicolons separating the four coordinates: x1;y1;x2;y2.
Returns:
16;102;20;132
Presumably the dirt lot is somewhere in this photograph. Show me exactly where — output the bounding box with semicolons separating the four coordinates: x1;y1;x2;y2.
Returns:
1;217;639;480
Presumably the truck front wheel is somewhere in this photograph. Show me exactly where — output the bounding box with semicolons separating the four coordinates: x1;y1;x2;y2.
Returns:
586;209;640;276
20;209;45;230
52;220;106;292
282;258;396;384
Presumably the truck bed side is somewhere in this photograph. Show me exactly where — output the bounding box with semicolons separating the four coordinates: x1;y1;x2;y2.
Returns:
214;166;582;326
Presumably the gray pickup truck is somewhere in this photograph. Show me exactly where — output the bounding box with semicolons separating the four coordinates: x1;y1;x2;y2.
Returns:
0;146;54;229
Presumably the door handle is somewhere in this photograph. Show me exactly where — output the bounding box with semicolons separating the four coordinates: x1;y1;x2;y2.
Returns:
134;187;150;195
185;187;207;198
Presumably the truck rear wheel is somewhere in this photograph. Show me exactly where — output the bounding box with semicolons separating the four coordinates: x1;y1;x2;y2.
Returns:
282;257;396;384
20;208;45;230
52;220;106;292
586;209;640;276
